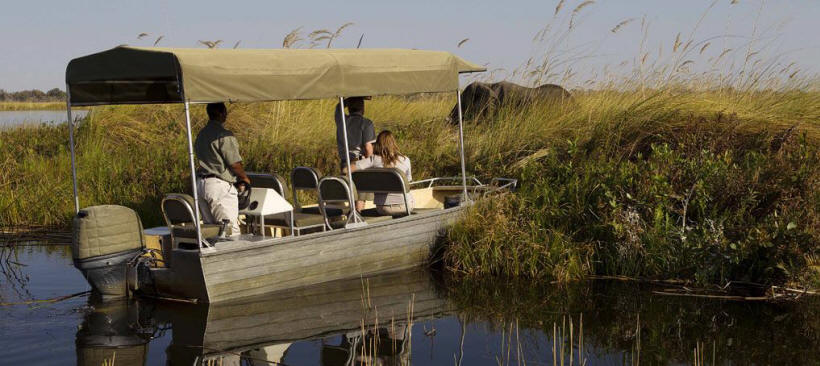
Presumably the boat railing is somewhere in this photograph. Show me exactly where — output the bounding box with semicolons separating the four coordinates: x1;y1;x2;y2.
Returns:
488;178;518;192
409;176;517;200
409;176;484;188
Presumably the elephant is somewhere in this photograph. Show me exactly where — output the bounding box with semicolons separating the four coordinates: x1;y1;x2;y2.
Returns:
449;81;572;123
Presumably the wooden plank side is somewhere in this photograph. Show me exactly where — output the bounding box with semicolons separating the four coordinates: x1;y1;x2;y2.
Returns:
153;206;465;302
199;209;457;301
203;221;431;276
202;216;441;282
202;207;459;266
201;207;463;260
203;221;441;289
207;245;426;302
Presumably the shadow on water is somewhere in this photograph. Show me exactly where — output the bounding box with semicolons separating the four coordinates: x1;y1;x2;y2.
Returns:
2;245;819;365
444;276;820;365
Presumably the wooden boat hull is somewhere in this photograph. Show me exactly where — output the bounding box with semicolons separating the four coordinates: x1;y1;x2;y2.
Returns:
144;205;464;303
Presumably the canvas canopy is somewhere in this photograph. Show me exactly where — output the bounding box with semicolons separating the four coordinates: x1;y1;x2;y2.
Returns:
65;46;485;106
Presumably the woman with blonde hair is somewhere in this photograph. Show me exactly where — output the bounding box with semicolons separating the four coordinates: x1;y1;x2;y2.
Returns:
349;130;415;216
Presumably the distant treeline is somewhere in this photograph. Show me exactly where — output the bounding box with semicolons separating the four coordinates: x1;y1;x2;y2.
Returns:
0;88;66;102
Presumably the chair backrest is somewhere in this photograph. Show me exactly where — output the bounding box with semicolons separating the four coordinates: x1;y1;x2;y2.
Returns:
352;168;412;216
161;193;196;226
292;166;322;190
318;177;355;229
291;167;322;207
352;168;410;194
318;177;354;205
247;172;289;198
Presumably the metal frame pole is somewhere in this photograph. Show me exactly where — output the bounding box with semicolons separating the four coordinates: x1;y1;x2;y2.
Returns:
456;89;470;202
183;101;204;247
339;97;360;223
66;85;80;213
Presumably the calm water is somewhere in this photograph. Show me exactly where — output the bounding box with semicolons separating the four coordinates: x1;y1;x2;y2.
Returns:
1;245;818;365
0;110;88;128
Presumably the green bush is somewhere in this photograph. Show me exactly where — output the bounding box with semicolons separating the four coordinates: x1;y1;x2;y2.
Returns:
445;118;820;287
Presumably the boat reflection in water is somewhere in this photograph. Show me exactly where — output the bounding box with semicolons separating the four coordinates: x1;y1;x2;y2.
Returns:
76;269;447;365
75;300;153;365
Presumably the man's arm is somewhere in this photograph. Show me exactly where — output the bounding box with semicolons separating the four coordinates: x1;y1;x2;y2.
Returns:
363;120;376;158
230;162;250;184
220;135;250;188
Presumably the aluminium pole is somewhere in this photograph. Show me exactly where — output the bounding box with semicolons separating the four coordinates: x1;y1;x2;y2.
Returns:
183;101;203;247
456;89;469;202
65;85;80;213
338;97;359;224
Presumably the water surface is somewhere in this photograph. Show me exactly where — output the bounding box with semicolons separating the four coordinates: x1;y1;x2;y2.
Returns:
0;109;88;128
1;244;817;365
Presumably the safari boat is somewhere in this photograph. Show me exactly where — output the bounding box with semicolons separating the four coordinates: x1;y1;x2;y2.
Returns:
64;46;515;303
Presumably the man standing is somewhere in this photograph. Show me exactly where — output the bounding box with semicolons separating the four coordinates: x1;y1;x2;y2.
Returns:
194;102;250;236
334;97;376;211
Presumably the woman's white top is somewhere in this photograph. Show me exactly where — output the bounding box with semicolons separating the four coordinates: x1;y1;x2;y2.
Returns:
354;155;415;207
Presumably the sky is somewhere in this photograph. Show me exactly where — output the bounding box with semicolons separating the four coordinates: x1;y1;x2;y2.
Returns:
1;0;818;91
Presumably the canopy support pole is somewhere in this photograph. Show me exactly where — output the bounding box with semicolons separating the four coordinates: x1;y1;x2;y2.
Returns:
183;101;204;247
339;97;360;225
456;89;470;202
66;86;80;213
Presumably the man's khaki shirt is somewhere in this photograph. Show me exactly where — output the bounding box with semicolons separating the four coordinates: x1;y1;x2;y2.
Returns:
194;120;242;183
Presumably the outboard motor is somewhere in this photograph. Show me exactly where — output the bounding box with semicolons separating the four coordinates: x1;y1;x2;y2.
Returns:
72;205;145;299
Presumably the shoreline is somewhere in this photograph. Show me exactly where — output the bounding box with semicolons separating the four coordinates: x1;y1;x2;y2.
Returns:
0;101;88;111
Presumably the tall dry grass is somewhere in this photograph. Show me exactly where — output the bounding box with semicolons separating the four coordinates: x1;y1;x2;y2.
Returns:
0;102;70;111
0;0;817;286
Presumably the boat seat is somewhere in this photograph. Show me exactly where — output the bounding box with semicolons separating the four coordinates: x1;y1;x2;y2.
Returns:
247;171;289;198
291;166;322;208
172;224;221;240
352;168;414;217
318;176;360;229
253;167;331;235
246;170;330;236
161;193;222;249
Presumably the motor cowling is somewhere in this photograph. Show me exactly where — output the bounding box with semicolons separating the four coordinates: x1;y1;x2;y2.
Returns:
72;205;145;299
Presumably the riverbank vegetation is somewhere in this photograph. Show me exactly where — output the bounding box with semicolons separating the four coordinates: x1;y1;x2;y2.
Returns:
444;89;820;289
1;87;817;288
0;88;65;101
0;101;69;111
1;1;818;288
0;88;68;110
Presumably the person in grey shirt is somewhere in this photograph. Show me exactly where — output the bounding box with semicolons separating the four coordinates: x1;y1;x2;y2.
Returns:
335;97;376;211
194;102;250;236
